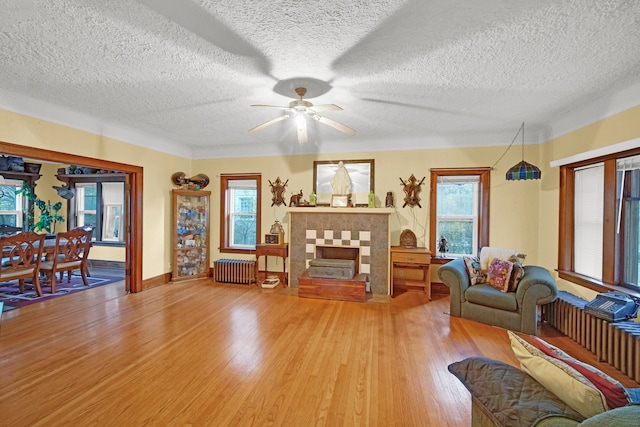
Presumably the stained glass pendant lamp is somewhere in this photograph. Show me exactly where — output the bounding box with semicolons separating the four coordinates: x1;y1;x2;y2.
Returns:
505;122;541;181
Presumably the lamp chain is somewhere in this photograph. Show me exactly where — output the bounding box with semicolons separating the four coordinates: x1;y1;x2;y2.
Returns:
490;122;525;170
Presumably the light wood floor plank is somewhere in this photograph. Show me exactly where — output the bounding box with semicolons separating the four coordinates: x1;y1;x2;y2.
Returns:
1;279;637;426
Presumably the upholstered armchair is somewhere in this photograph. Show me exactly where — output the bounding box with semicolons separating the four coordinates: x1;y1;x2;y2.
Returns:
438;257;558;335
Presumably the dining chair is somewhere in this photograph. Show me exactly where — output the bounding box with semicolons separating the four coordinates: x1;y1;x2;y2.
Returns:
0;231;46;297
57;225;94;283
40;227;93;294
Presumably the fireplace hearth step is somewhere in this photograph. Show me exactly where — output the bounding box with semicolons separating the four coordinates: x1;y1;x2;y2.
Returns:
298;272;367;302
308;258;355;280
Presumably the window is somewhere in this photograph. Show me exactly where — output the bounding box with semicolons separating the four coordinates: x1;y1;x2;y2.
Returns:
573;164;604;280
76;183;97;230
220;174;261;253
0;179;24;227
72;181;125;244
558;149;640;293
429;168;490;258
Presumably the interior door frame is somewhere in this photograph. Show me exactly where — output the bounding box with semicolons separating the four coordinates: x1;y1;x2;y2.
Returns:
0;140;144;293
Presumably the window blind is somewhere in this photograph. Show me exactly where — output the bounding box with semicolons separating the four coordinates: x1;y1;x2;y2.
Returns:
574;163;604;280
437;175;480;185
228;179;257;189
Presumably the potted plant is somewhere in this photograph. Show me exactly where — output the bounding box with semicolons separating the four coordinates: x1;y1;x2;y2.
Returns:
16;183;65;234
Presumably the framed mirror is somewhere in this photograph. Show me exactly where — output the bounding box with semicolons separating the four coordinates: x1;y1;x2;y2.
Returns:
313;159;374;206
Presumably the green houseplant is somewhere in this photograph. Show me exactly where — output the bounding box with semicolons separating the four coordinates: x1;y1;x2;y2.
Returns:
16;183;64;234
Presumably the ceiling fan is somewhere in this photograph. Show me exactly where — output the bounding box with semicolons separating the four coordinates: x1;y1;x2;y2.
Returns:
249;87;356;144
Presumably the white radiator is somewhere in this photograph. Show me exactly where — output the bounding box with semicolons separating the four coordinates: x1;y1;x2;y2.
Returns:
543;291;640;382
213;259;256;284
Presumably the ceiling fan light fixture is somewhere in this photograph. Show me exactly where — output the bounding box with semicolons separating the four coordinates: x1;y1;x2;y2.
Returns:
249;86;355;141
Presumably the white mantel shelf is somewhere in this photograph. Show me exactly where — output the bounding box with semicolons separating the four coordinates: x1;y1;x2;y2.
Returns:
287;207;395;214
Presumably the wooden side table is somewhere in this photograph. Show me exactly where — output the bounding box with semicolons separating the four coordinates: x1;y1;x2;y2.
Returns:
390;246;431;299
255;243;288;286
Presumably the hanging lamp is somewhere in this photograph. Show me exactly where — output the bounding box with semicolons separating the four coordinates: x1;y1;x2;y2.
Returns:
505;122;541;181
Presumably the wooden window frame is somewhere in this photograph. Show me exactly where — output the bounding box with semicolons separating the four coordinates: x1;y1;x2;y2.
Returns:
219;173;261;254
429;168;490;262
558;147;640;297
64;178;126;246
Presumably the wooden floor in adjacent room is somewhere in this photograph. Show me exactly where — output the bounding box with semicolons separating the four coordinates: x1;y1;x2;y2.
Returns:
1;279;637;426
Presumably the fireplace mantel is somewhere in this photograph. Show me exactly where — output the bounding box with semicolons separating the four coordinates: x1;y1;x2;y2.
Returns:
288;207;394;214
287;207;392;295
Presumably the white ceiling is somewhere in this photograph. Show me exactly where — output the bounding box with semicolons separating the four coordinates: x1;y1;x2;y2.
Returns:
1;0;640;159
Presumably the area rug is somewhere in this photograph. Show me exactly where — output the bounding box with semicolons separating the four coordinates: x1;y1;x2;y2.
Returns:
0;274;124;312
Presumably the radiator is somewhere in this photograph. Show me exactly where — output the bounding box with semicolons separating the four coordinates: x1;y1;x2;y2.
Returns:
543;291;640;382
213;259;256;284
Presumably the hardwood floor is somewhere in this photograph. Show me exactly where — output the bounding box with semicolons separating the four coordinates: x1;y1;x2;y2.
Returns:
0;280;637;426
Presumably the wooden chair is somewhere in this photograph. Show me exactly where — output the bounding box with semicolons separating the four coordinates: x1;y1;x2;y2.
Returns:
0;232;46;297
58;226;94;283
40;227;93;294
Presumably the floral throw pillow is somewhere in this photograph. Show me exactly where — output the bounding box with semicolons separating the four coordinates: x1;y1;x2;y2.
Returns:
487;258;513;292
463;256;486;285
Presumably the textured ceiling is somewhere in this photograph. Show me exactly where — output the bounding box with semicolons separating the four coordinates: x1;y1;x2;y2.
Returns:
1;0;640;159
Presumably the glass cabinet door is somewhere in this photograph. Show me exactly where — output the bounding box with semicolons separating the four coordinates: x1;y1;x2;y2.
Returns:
172;189;211;281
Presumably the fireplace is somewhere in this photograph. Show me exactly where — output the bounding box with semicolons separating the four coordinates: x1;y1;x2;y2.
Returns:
315;245;360;274
287;207;393;294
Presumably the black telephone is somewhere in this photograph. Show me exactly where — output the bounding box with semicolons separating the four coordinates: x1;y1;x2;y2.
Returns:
584;291;640;322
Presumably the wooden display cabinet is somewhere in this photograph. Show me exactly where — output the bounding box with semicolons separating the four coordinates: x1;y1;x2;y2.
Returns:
172;189;211;282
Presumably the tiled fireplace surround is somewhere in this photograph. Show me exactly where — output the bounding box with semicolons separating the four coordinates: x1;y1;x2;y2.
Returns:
288;208;392;295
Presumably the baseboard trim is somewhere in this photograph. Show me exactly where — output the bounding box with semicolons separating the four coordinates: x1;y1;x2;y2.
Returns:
142;272;171;290
88;260;125;269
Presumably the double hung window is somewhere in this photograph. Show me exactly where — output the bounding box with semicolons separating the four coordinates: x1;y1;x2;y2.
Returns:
0;179;24;227
429;168;490;258
559;150;640;292
220;174;261;252
73;181;125;243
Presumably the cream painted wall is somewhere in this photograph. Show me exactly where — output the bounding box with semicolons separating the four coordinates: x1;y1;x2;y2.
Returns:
193;140;543;273
4;103;639;295
0;108;190;280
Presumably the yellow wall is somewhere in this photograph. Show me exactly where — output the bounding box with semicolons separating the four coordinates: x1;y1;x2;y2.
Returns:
193;141;543;272
36;162;67;232
3;103;640;295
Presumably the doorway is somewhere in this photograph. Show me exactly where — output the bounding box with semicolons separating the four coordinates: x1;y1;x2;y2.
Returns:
0;141;143;293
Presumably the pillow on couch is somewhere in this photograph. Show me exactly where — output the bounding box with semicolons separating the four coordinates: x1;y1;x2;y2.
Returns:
525;332;631;410
487;258;513;292
507;255;525;291
479;246;519;271
463;256;486;285
508;330;632;418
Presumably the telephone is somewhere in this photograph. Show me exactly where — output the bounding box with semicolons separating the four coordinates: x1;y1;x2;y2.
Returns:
584;291;640;322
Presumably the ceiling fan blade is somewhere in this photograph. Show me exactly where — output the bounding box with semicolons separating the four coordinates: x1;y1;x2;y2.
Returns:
316;116;356;136
311;104;343;112
250;104;288;110
297;118;308;144
248;115;288;133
